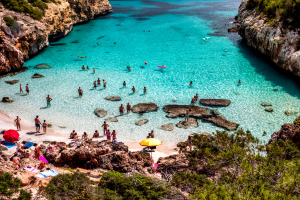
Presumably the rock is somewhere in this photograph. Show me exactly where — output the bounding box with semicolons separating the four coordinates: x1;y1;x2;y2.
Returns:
112;143;128;152
294;116;300;126
34;64;53;69
176;118;198;129
261;102;272;107
273;88;278;91
268;123;300;147
157;154;190;173
2;97;14;103
32;73;45;78
135;119;148;126
160;123;174;131
177;141;187;148
199;99;231;107
105;117;118;122
132;102;158;113
202;116;239;131
104;96;121;101
228;25;238;32
163;105;211;118
147;166;156;174
0;144;8;151
285;110;298;116
94;108;107;118
265;108;273;112
210;109;219;116
5;80;19;84
192;132;212;138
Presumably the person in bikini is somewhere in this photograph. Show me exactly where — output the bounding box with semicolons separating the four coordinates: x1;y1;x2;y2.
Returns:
87;66;89;70
14;116;21;131
102;121;109;136
112;130;117;141
12;154;21;169
97;78;101;85
35;146;41;160
126;103;131;114
82;132;89;139
46;95;52;107
78;87;83;97
119;104;124;115
106;129;111;142
20;84;24;93
35;116;41;133
42;120;47;134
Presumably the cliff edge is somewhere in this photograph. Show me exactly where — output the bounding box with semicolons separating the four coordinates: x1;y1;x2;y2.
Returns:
237;0;300;77
0;0;111;75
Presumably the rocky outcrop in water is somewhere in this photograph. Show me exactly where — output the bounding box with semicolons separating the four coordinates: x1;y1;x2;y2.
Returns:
237;0;300;77
131;102;158;113
0;0;112;75
202;116;239;131
163;105;211;118
199;99;231;107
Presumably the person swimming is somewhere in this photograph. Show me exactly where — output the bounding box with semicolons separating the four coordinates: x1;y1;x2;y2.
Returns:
93;68;95;73
123;81;126;87
78;87;83;97
87;66;89;70
190;81;193;87
144;61;147;65
238;80;241;84
127;66;131;71
82;65;85;70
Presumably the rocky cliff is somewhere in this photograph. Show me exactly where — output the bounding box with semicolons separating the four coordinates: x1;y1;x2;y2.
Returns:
237;0;300;77
0;0;111;75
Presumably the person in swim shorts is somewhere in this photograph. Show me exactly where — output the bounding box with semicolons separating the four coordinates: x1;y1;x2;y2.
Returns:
78;87;83;97
97;78;101;85
123;81;126;87
35;116;41;133
46;95;52;107
119;104;124;115
103;80;107;88
185;109;190;122
132;86;135;93
82;65;85;70
126;102;131;114
143;87;147;94
94;81;97;89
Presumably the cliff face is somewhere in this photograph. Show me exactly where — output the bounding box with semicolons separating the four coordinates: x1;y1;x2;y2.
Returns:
0;0;111;75
237;0;300;77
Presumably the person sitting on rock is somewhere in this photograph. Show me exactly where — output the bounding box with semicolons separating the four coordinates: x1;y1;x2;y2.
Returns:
38;161;45;170
70;130;77;139
93;130;99;138
82;132;89;139
74;133;78;139
178;147;183;154
191;97;196;105
87;157;98;169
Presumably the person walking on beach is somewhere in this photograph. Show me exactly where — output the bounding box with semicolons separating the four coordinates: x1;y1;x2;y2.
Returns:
119;104;124;115
20;84;23;94
103;80;107;88
126;103;131;114
78;87;83;97
185;109;190;122
123;81;126;87
94;81;97;89
26;84;29;95
35;116;41;133
46;95;52;107
14;116;21;131
102;121;109;136
42;120;47;134
97;78;101;85
143;87;147;94
112;130;117;141
188;135;192;151
132;86;135;93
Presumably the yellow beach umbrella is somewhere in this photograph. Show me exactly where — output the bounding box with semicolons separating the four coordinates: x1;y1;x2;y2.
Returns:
139;138;162;147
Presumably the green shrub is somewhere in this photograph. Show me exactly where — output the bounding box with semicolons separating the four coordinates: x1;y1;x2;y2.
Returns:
13;15;17;20
3;16;19;32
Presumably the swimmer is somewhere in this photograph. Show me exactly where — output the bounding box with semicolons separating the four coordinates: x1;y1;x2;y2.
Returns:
93;68;95;73
46;95;52;107
127;66;131;71
114;42;116;44
190;81;193;87
78;87;83;97
191;97;196;104
103;80;107;88
119;104;124;115
132;86;135;93
143;87;147;94
26;84;29;95
238;80;241;84
123;81;126;87
87;66;89;70
97;78;101;85
20;84;23;93
126;102;131;114
144;61;147;65
97;42;99;45
94;81;97;89
82;65;85;70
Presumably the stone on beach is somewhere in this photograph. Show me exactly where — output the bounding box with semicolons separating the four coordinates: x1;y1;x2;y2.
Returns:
105;96;122;101
202;116;239;131
261;102;272;107
94;108;107;118
32;73;45;78
135;119;148;126
105;117;118;122
285;110;298;116
160;123;175;131
176;118;198;129
5;80;19;84
34;64;53;69
163;105;211;118
199;99;231;107
131;102;158;113
2;97;14;103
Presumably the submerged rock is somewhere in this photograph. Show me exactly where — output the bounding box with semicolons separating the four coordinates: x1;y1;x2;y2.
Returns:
32;73;45;78
176;118;198;129
160;123;175;131
261;102;272;107
265;108;274;112
34;64;53;69
200;99;231;107
5;80;19;84
105;117;118;122
105;96;121;101
285;110;298;116
131;102;158;113
163;105;211;118
273;88;278;92
94;108;107;118
135;119;148;126
2;97;14;103
202;116;239;131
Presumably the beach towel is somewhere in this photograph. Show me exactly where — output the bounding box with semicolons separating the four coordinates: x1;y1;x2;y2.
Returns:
24;166;39;173
38;156;49;163
35;169;59;179
4;141;15;148
25;142;34;148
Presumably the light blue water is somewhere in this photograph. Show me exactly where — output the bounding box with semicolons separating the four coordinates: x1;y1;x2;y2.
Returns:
1;0;300;145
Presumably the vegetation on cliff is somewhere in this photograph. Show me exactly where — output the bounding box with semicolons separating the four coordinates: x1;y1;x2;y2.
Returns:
246;0;300;28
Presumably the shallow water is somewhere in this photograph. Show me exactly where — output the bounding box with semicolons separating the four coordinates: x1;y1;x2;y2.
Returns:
1;0;300;145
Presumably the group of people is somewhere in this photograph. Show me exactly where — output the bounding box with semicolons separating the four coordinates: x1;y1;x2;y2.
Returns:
14;115;48;134
19;84;30;94
119;103;132;115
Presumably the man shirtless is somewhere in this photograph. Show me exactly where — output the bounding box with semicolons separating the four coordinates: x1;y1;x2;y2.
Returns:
102;121;109;136
35;116;41;133
20;84;24;93
97;78;101;85
88;157;98;169
132;86;135;93
82;65;85;70
119;104;124;115
112;130;117;141
103;80;107;88
46;95;52;107
70;130;77;139
126;103;131;114
94;81;97;89
12;154;21;169
26;84;29;95
14;116;21;131
127;66;131;71
123;81;126;87
87;66;89;70
78;87;83;97
185;109;191;122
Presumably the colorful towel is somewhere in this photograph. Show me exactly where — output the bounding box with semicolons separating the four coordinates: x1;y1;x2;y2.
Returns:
24;166;39;173
38;156;48;163
35;169;59;179
4;141;15;148
153;163;160;174
25;142;34;148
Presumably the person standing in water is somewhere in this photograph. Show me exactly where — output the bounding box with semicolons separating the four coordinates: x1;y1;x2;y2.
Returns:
102;121;109;136
78;87;83;97
46;95;52;107
238;79;241;84
126;103;131;114
143;87;147;94
93;68;95;73
97;78;101;85
132;86;135;93
35;116;41;133
94;81;97;89
119;104;124;115
103;80;107;88
14;116;21;131
190;81;193;87
20;84;23;93
42;120;47;134
82;65;85;70
26;84;29;95
87;66;89;70
106;129;111;142
123;81;126;87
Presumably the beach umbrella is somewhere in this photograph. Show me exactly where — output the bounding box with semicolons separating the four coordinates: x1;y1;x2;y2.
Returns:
140;138;162;147
3;129;19;143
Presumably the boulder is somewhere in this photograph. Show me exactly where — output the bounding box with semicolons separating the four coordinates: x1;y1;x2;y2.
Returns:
2;97;14;103
285;110;298;116
268;123;300;147
94;108;107;118
105;96;121;101
273;88;278;91
5;80;19;84
202;116;239;131
177;141;187;148
34;64;53;69
261;102;272;107
294;116;300;126
176;118;198;129
199;99;231;107
112;143;128;152
32;73;45;78
163;105;211;118
105;117;118;122
157;154;190;173
265;108;273;112
135;119;148;126
160;123;175;131
132;102;158;113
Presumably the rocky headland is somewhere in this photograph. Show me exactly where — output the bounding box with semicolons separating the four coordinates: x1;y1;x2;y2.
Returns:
0;0;112;75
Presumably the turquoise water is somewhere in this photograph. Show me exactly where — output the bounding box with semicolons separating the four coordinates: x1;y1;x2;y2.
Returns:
1;0;300;145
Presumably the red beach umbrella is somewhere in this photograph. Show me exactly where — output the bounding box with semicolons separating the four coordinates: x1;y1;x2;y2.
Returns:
3;129;19;143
